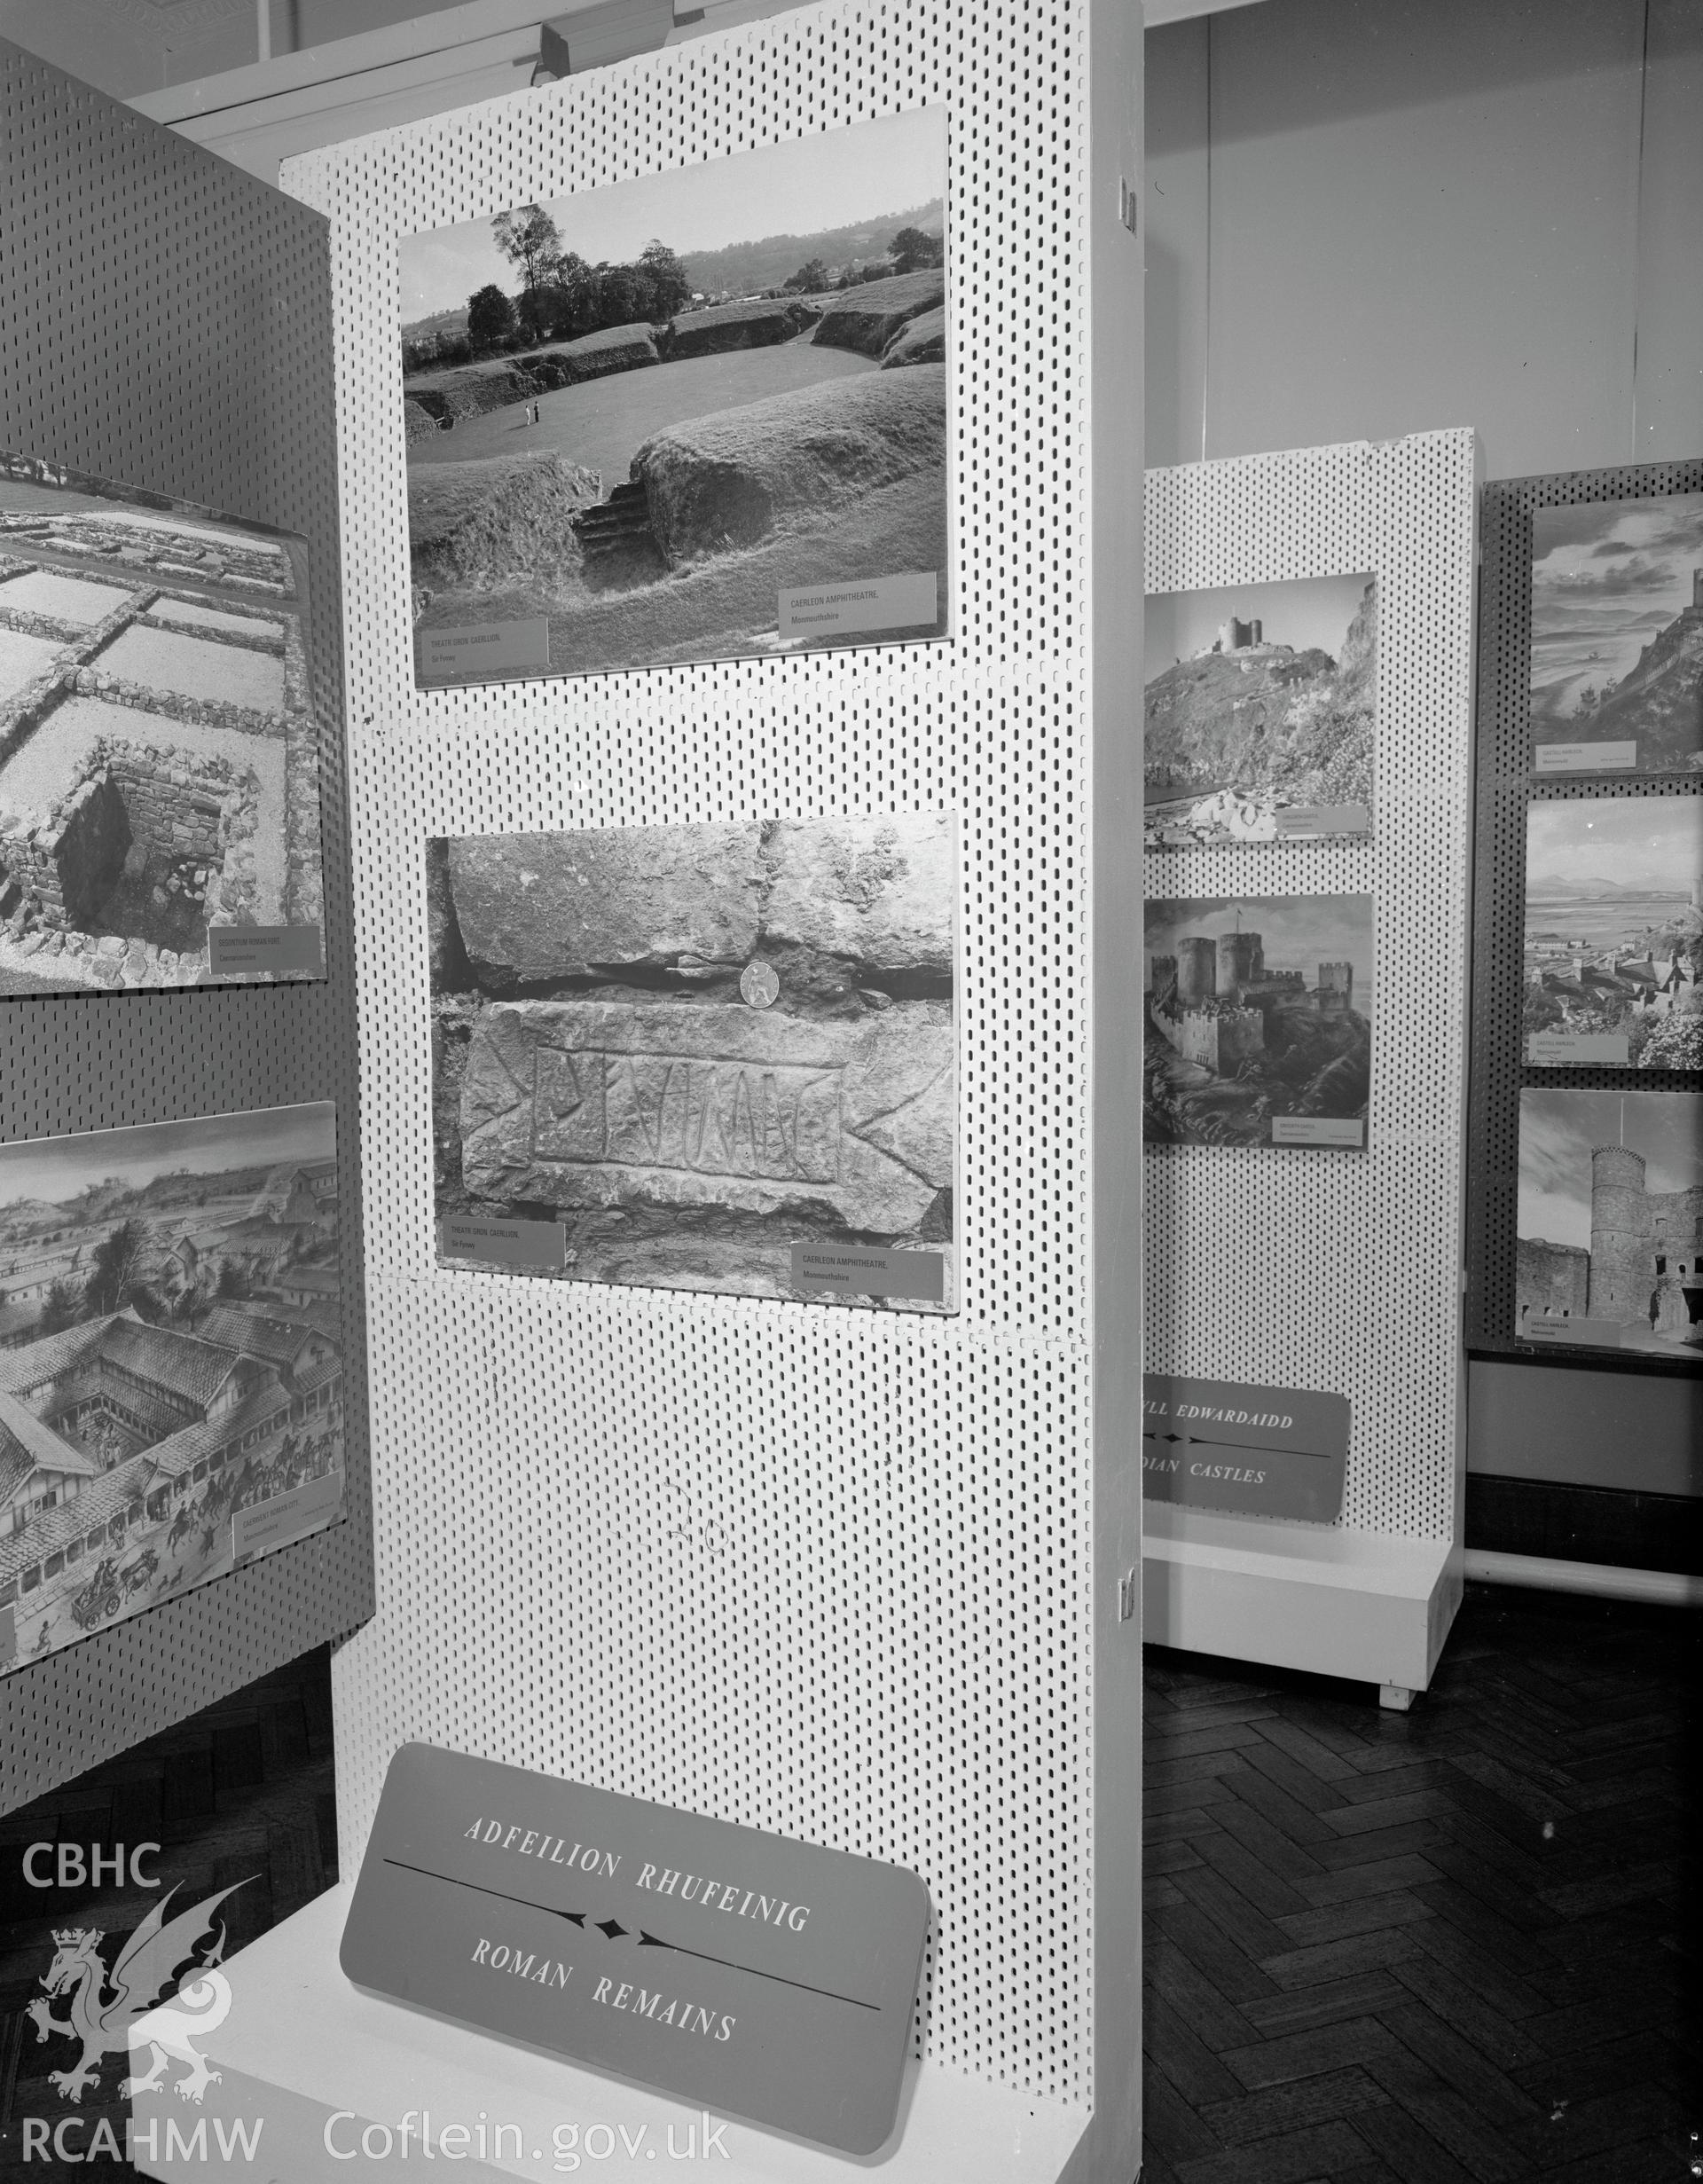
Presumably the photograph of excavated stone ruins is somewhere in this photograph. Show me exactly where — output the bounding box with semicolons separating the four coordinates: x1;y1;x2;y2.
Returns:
400;106;948;684
429;814;955;1308
0;452;325;993
1530;489;1703;774
1517;1088;1703;1356
1144;894;1375;1149
0;1103;344;1674
1144;573;1377;847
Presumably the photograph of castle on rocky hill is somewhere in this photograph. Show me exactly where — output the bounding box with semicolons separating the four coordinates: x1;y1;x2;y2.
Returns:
1517;1088;1703;1358
400;107;948;686
1144;573;1376;847
429;814;955;1308
1530;488;1703;775
1144;894;1374;1150
1524;795;1703;1069
0;450;325;994
0;1103;345;1675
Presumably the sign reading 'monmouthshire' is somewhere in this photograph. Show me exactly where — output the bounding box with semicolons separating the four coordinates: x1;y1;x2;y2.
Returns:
341;1744;930;2157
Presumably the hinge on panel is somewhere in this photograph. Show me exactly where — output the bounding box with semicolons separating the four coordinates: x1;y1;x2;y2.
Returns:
1118;177;1138;234
1118;1568;1138;1622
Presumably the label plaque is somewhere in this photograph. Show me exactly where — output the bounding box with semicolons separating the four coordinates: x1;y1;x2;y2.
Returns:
778;572;938;642
1534;740;1637;774
790;1245;946;1301
341;1744;930;2157
232;1467;344;1565
208;923;325;978
1526;1030;1631;1067
1520;1316;1622;1348
439;1214;567;1272
418;617;552;685
1273;804;1371;838
1271;1115;1365;1149
1142;1374;1349;1522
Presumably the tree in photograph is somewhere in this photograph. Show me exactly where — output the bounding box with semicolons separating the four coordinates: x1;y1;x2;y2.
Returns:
84;1220;153;1317
889;224;944;274
1636;1012;1703;1070
783;257;830;295
637;239;692;318
492;204;563;296
467;283;516;354
216;1257;255;1302
40;1277;83;1338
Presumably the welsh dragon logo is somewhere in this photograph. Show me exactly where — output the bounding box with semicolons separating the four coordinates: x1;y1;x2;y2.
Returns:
27;1880;250;2106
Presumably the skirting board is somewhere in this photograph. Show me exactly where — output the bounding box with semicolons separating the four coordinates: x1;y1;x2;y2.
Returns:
129;1883;1090;2184
1143;1504;1463;1693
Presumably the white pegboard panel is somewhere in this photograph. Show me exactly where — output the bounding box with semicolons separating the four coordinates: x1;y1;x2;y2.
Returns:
1144;434;1478;1543
0;40;373;1811
286;0;1103;2110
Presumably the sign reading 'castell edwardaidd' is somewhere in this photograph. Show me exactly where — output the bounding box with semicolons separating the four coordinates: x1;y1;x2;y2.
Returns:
341;1745;931;2156
1142;1373;1350;1522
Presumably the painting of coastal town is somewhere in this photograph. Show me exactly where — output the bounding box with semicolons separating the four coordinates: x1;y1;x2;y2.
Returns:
1530;489;1703;775
1144;895;1374;1149
0;449;325;995
400;107;948;686
1524;796;1703;1068
1143;574;1376;847
429;815;955;1308
0;1104;343;1675
1517;1088;1703;1357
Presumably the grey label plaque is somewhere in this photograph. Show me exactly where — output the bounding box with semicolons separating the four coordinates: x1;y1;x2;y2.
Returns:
439;1214;566;1272
1526;1030;1631;1066
341;1744;930;2156
1534;739;1637;773
790;1245;946;1301
418;617;552;685
778;571;938;642
232;1467;344;1565
1142;1374;1349;1523
208;924;324;978
1273;803;1371;838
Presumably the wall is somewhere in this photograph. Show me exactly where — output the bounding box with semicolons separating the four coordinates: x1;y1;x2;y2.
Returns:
1146;0;1703;1519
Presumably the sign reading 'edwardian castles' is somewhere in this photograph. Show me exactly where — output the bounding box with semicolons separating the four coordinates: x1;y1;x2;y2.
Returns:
1142;1372;1350;1522
341;1744;930;2156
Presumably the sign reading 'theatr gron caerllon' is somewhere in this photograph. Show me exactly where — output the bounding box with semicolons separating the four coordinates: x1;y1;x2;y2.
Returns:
341;1744;930;2156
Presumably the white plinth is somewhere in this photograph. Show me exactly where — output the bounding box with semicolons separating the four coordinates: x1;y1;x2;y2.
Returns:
129;1885;1090;2184
1142;1504;1462;1694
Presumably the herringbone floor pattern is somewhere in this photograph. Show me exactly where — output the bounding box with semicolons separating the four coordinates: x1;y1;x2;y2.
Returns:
1142;1583;1700;2183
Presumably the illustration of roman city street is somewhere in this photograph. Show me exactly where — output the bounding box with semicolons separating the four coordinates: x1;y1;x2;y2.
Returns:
1517;1088;1703;1355
430;815;955;1308
400;106;948;681
0;1104;344;1672
1530;488;1703;773
1143;572;1376;846
1524;795;1703;1068
0;452;326;994
1144;895;1375;1149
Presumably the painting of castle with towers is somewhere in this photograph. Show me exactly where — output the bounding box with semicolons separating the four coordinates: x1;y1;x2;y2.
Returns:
1529;488;1703;774
1143;572;1377;847
1518;1088;1703;1357
1144;894;1373;1149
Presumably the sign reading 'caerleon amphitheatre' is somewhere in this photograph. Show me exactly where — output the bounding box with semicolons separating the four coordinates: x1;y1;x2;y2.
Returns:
1142;1373;1350;1523
341;1744;931;2157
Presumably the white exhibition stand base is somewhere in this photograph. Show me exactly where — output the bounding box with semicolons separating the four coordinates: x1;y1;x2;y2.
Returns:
1142;1504;1463;1708
129;1883;1090;2184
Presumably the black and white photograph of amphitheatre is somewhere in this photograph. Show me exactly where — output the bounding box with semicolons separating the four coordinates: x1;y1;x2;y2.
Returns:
0;451;325;994
0;1103;345;1676
1144;894;1375;1151
429;814;956;1308
1143;572;1377;847
1530;489;1703;774
399;106;948;685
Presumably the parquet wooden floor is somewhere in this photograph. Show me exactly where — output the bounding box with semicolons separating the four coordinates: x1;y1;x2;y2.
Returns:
1142;1583;1700;2184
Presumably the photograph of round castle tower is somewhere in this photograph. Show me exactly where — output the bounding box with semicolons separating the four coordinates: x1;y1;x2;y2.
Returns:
1144;894;1373;1148
1517;1088;1703;1356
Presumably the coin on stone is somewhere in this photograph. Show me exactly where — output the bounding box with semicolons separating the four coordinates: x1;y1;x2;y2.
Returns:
740;960;780;1009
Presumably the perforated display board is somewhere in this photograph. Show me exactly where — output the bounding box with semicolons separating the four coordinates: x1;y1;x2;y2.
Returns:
1469;460;1703;1378
0;40;373;1810
286;0;1140;2141
1144;436;1477;1544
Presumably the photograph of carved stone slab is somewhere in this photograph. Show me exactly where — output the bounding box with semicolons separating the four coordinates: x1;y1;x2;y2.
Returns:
0;1102;346;1675
1517;1088;1703;1358
1523;796;1703;1069
400;106;948;685
1144;573;1376;846
1144;895;1374;1150
1530;489;1703;776
430;815;955;1308
0;450;326;993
